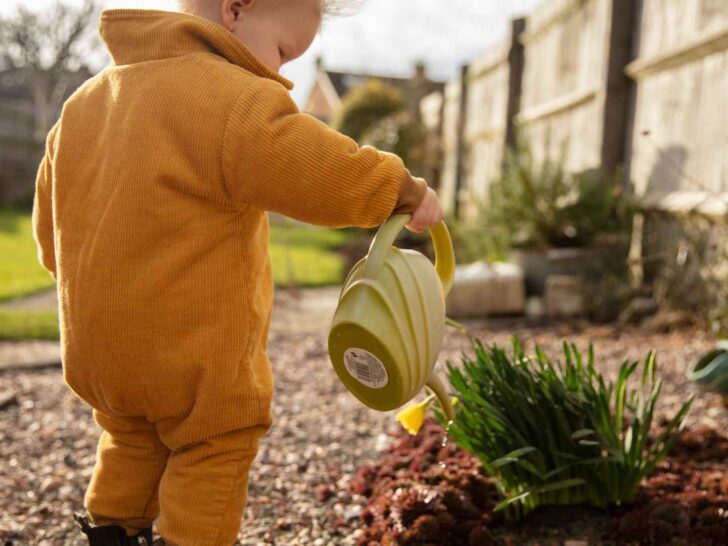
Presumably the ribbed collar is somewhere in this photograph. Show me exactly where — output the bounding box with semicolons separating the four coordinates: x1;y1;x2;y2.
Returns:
99;9;293;90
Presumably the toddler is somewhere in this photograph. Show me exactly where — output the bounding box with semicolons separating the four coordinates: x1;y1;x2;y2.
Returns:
32;0;443;544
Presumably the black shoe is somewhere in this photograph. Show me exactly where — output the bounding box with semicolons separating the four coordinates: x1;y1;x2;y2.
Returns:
75;514;153;546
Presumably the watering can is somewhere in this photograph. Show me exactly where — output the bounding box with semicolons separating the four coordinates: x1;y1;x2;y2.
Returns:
328;213;456;422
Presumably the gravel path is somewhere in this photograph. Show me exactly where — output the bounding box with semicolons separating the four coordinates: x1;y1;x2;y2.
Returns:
0;289;58;311
0;340;61;370
1;288;725;545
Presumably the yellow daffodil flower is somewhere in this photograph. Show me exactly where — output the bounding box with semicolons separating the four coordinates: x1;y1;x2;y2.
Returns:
396;395;435;435
395;395;460;435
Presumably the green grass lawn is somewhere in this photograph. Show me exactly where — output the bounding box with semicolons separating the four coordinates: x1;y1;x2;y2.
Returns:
0;208;57;302
269;220;349;287
0;309;60;341
0;210;350;340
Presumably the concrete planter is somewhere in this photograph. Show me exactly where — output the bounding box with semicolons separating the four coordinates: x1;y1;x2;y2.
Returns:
511;246;605;296
544;275;585;319
446;261;525;318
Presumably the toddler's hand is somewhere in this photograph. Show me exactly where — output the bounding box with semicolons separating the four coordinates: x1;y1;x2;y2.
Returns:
406;187;444;233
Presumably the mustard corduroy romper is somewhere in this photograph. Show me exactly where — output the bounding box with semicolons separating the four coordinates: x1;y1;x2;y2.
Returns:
32;9;427;545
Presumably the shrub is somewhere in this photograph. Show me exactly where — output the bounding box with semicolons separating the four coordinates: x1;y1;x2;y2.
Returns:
447;212;508;264
486;140;632;250
442;338;692;519
642;210;728;333
361;111;427;177
331;79;406;143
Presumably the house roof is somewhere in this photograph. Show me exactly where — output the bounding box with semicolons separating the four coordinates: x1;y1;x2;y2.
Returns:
324;69;443;102
303;61;445;122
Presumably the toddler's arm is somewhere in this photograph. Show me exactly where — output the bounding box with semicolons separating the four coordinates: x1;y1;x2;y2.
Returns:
222;79;428;228
32;123;59;280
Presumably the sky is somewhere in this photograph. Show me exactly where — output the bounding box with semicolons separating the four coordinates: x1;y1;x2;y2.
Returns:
1;0;540;104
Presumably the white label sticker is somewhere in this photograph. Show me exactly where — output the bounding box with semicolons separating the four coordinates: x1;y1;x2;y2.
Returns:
344;348;389;389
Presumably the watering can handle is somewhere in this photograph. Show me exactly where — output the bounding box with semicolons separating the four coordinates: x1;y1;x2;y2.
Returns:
363;214;455;296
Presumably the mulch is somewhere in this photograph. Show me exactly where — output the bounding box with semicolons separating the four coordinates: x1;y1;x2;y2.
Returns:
349;419;728;546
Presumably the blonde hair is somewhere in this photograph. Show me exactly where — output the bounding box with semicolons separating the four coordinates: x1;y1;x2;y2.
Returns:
321;0;362;16
178;1;361;17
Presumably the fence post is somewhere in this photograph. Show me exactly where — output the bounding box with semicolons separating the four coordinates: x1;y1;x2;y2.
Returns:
431;89;446;193
505;17;526;153
600;0;638;175
453;63;470;219
609;0;644;288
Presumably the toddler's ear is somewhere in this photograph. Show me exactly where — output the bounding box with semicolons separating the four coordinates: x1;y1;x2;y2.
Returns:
222;0;256;27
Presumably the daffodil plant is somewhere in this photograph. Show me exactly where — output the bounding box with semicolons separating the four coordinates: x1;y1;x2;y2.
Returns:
445;338;692;519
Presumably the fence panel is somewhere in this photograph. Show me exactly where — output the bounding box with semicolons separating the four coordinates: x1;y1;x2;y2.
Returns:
438;79;464;215
518;0;613;172
461;40;512;219
627;0;728;215
431;0;726;219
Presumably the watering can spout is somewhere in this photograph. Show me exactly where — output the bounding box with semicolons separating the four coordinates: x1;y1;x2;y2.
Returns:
426;371;456;422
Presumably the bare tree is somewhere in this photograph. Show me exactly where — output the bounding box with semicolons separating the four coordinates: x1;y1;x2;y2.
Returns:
0;0;101;139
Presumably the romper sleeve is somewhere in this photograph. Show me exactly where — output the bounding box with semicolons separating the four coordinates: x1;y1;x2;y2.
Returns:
221;80;427;228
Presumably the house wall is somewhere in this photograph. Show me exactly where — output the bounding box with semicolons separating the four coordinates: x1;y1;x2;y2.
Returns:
0;98;42;205
303;79;335;122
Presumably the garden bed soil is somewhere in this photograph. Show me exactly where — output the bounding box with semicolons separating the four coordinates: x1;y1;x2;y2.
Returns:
350;420;728;546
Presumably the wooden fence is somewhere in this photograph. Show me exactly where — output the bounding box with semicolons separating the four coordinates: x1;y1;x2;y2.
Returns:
627;0;728;215
433;20;525;218
430;0;727;219
519;0;624;172
434;75;465;216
